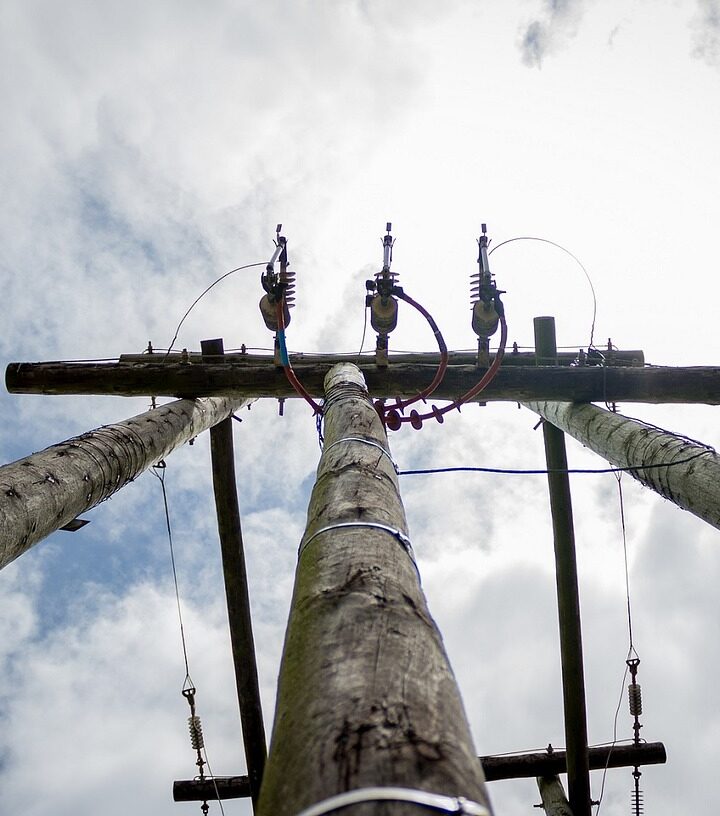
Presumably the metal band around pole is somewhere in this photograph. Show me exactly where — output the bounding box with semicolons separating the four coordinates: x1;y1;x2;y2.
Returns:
293;786;491;816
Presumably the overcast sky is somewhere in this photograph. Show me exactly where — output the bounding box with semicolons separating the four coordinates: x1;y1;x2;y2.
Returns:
2;1;720;815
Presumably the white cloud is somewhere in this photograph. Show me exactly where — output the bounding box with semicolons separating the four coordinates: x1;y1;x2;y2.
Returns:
691;0;720;66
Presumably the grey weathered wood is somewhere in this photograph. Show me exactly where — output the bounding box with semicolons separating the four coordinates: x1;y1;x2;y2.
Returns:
537;776;574;816
14;357;720;406
525;399;720;531
257;363;491;815
0;396;249;569
172;742;667;800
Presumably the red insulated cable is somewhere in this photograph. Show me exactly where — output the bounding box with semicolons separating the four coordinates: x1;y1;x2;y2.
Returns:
383;290;449;413
275;299;324;415
392;313;508;427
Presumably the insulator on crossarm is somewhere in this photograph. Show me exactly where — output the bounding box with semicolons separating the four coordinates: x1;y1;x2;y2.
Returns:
281;269;296;309
628;682;643;716
631;784;644;816
188;715;205;751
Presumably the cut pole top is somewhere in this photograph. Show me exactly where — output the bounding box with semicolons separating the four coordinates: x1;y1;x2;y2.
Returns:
323;362;368;394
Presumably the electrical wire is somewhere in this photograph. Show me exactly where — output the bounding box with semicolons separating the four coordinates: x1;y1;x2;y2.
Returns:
356;301;369;365
163;261;266;360
397;448;713;476
595;661;631;815
383;290;449;414
595;472;641;814
489;236;597;349
151;463;226;816
275;298;323;414
151;462;192;684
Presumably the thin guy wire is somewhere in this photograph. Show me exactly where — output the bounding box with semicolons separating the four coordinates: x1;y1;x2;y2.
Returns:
201;748;226;816
595;474;640;813
151;465;191;683
164;260;266;360
489;235;598;349
595;661;631;815
616;473;637;655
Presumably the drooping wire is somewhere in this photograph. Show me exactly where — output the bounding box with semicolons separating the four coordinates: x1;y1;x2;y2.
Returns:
489;236;597;349
382;290;449;415
163;261;266;360
397;448;713;476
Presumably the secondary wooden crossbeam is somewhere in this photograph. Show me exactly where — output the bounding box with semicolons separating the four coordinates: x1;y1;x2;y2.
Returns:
172;742;667;800
6;350;720;403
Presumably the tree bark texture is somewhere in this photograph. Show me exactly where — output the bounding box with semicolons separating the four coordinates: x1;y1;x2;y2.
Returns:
525;400;720;531
257;363;491;816
536;776;573;816
0;396;248;569
12;360;720;406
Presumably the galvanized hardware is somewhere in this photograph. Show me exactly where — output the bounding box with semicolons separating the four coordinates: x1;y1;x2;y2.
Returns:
299;521;414;561
293;786;491;816
260;224;295;331
322;436;399;473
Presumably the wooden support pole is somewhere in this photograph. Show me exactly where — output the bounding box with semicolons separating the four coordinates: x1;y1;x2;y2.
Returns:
14;356;720;407
256;363;491;815
202;339;266;807
534;317;591;816
537;776;573;816
173;742;667;801
524;398;720;532
0;395;249;570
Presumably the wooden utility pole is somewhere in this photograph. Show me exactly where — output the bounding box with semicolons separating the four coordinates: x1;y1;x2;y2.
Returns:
534;317;591;816
256;363;491;815
202;340;267;806
0;395;249;569
525;398;720;531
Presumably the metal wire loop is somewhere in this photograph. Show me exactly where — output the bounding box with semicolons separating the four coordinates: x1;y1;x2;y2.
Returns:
299;521;414;562
322;436;399;473
293;786;491;816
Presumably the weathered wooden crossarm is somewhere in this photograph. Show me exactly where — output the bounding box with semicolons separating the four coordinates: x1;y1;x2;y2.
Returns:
172;742;667;800
7;357;720;404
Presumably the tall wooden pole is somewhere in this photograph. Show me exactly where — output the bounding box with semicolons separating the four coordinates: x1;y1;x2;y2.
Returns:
534;317;591;816
0;395;249;569
257;363;491;815
524;398;720;532
202;339;267;807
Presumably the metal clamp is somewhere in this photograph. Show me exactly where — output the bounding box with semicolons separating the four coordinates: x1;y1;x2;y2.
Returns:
323;436;399;473
294;786;491;816
299;521;414;562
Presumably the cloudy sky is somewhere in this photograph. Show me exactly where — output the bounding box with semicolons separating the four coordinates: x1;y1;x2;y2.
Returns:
2;1;720;814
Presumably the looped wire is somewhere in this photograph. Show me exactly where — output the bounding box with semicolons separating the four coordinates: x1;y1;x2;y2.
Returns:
322;436;399;473
293;786;491;816
299;521;415;563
